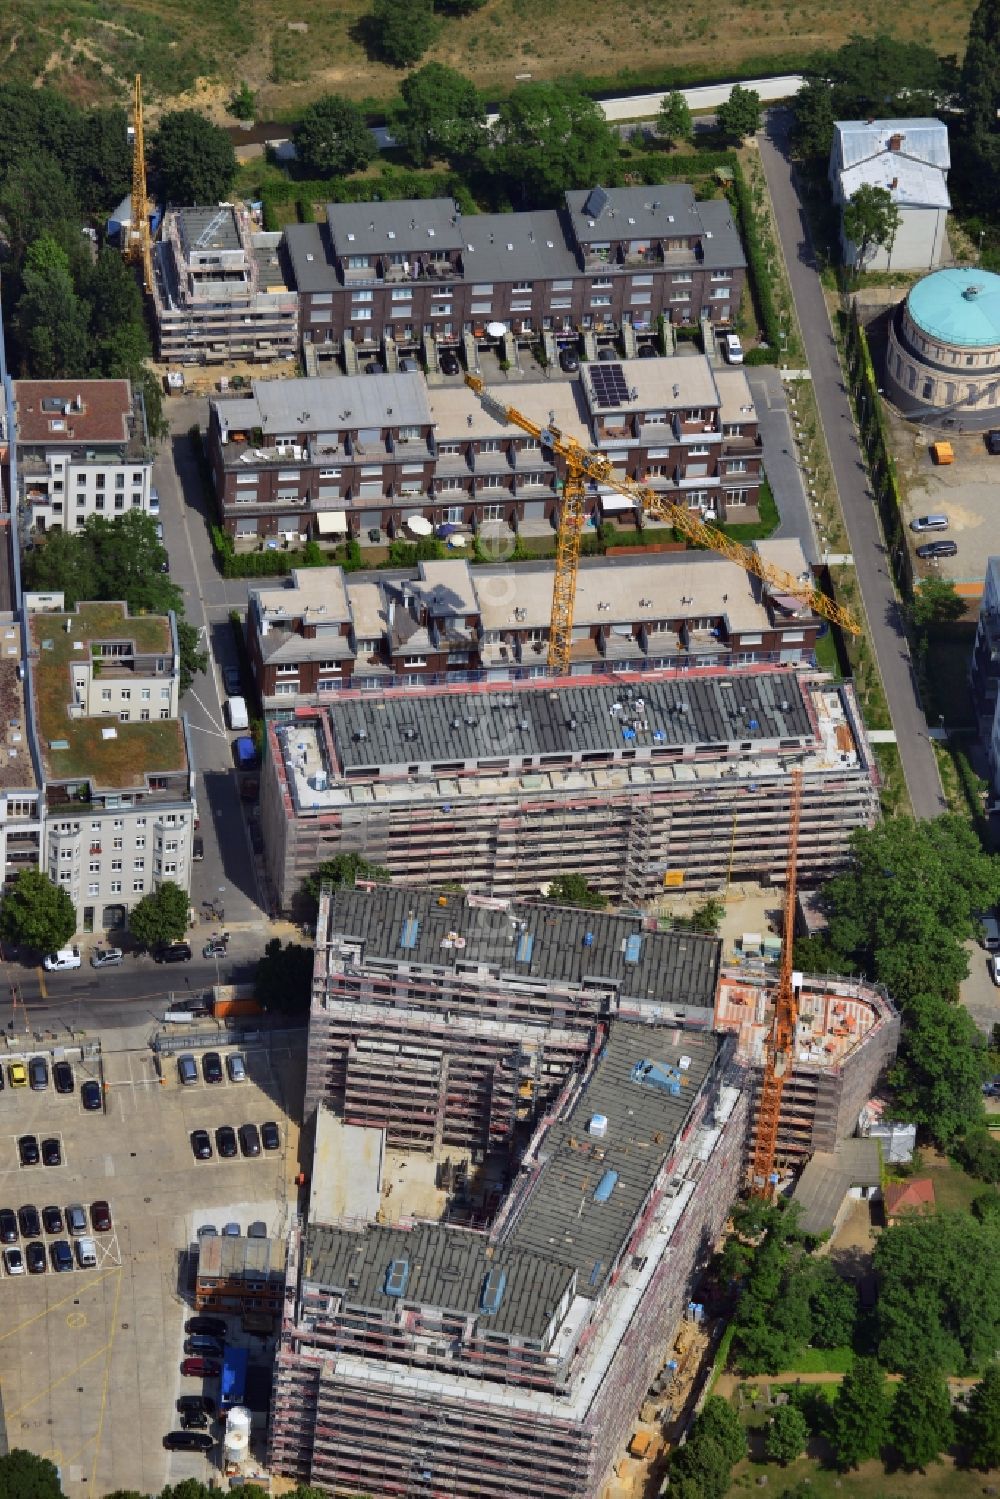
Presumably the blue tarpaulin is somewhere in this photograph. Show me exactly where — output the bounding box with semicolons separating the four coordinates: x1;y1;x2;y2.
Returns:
221;1346;248;1409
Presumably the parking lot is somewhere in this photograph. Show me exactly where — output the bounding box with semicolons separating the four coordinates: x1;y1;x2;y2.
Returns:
890;412;1000;590
0;1034;304;1494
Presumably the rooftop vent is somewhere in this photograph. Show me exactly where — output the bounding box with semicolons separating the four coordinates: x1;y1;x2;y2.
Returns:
479;1265;507;1314
593;1169;619;1203
588;1113;608;1139
384;1258;410;1297
400;914;421;950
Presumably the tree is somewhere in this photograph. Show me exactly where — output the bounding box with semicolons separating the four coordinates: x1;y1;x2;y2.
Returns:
488;82;619;206
370;0;441;68
293;95;377;178
543;873;609;909
297;853;391;922
955;1127;1000;1183
22;528;97;603
128;881;189;948
394;63;486;166
971;1188;1000;1222
823;34;955;119
842;182;901;274
888;991;985;1147
765;1404;809;1465
828;1357;890;1469
0;871;76;953
176;620;209;696
0;1450;63;1499
434;0;487;11
667;1434;733;1499
790;77;836;158
657;91;693;147
0;152;81;263
964;1363;1000;1469
151;111;237;205
890;1364;953;1470
12;234;91;379
690;1397;746;1467
75;106;131;216
959;0;1000;214
254;938;314;1015
715;85;762;142
804;1259;858;1347
910;577;966;630
874;1211;1000;1374
229;83;258;122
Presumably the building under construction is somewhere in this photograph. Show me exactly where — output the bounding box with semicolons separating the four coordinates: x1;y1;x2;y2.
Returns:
260;668;880;911
269;1019;746;1499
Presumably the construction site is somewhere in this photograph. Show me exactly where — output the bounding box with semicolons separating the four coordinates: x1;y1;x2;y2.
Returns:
260;668;880;912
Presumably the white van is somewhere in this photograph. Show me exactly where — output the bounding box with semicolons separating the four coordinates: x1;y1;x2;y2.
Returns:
75;1237;98;1269
43;946;81;972
226;696;249;731
723;333;744;365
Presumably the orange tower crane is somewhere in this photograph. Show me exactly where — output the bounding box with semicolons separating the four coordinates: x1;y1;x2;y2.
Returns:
749;765;804;1198
126;73;153;294
463;375;860;674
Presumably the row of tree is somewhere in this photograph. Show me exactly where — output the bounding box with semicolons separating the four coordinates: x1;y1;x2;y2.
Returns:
0;1453;328;1499
0;870;191;956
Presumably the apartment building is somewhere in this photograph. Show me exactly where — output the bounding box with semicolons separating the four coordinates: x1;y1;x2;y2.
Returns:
13;380;153;535
283;183;745;362
0;524;42;888
207;355;761;543
25;598;195;933
194;1234;287;1324
152;205;298;365
260;668;879;910
247;541;821;706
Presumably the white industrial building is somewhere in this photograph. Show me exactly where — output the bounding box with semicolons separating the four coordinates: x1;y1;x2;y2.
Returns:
830;119;950;271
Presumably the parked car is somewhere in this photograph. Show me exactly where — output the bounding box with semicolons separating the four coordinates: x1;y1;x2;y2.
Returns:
398;357;421;373
247;1221;268;1239
80;1080;102;1111
0;1210;17;1243
18;1205;40;1238
192;836;205;862
42;1206;63;1234
163;1431;214;1452
186;1317;227;1338
180;1357;221;1378
909;513;949;532
90;1200;112;1232
17;1135;40;1166
438;349;461;376
178;1054;198;1086
203;940;227;960
184;1336;224;1357
4;1247;25;1274
42;1138;62;1166
7;1061;27;1089
26;1241;46;1274
28;1056;49;1091
226;1053;247;1083
223;666;242;696
222;1222;240;1237
66;1204;87;1236
916;539;958;559
986;429;1000;455
177;1394;216;1416
43;947;81;972
90;946;123;969
637;343;659;359
190;1129;213;1161
261;1121;280;1152
238;1123;261;1158
201;1051;224;1085
52;1061;74;1093
181;1409;209;1431
723;333;744;365
75;1237;97;1268
197;1225;218;1238
50;1240;73;1272
215;1126;238;1159
558;346;580;373
154;942;192;964
597;346;619;361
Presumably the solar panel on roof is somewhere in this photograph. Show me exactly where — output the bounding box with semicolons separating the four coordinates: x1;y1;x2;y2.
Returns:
583;186;609;219
590;363;629;409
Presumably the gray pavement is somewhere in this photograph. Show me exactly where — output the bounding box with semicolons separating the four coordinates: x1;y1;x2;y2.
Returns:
746;365;819;562
757;112;947;819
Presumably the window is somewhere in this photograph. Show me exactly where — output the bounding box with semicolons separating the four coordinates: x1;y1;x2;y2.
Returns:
630;293;651;305
133;879;145;894
390;289;412;302
115;473;125;490
275;682;297;696
347;255;369;269
160;708;170;719
134;857;145;870
471;303;492;316
482;503;503;521
352;290;373;303
111;859;122;872
160;688;170;699
711;288;730;300
631;275;653;287
136;837;145;850
88;882;99;897
672;273;693;284
119;710;130;722
110;881;122;895
472;283;494;294
140;707;150;721
590;296;611;307
101;688;112;702
726;459;748;474
550;298;572;309
89;861;100;874
403;656;426;667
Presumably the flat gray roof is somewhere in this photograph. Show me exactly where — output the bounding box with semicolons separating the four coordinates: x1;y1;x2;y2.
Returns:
692;199;746;270
565;184;703;243
327;198;465;258
791;1137;882;1236
250;373;431;434
326;671;814;773
505;1023;720;1296
462;210;578;283
176;206;243;256
325;882;722;1012
283;222;339;293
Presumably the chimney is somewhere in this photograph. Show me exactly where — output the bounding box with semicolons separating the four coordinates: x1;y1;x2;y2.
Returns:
888;132;903;151
890;177;899;190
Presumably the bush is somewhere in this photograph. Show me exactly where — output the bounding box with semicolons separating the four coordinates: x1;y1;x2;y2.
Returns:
730;161;783;354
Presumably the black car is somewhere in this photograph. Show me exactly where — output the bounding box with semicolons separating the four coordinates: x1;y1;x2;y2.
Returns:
41;1137;62;1167
50;1239;73;1272
80;1080;102;1111
916;539;958;559
261;1120;280;1152
202;1052;224;1085
238;1123;261;1158
177;1394;216;1416
42;1205;63;1234
184;1337;224;1357
0;1209;17;1243
154;943;192;964
190;1129;213;1161
637;343;659;359
215;1126;238;1159
17;1135;40;1166
25;1240;46;1274
986;429;1000;455
163;1431;214;1453
52;1061;74;1094
558;346;580;373
17;1205;40;1238
597;346;619;361
181;1410;209;1430
28;1056;48;1091
438;349;461;376
186;1316;227;1337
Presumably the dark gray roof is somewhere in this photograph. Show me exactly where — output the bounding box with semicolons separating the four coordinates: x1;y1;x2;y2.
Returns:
505;1023;721;1295
327;198;465;258
327;671;813;773
302;1221;574;1342
694;199;747;271
791;1138;883;1236
176;205;243;255
326;883;721;1012
283;222;339;293
565;184;703;243
462;211;578;284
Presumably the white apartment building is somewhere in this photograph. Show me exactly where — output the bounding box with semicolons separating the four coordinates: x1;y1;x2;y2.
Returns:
14;380;153;535
25;598;195;934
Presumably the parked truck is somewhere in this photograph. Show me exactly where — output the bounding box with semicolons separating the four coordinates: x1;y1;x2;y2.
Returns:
226;695;249;731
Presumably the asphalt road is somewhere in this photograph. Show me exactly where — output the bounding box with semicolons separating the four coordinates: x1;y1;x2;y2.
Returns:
757;112;947;819
746;365;819;562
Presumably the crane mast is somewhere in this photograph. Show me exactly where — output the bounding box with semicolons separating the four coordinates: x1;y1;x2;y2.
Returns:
749;766;804;1198
127;73;153;294
463;374;860;674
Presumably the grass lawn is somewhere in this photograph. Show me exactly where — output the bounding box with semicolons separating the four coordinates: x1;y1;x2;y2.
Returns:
902;1148;988;1215
925;623;977;730
728;1454;987;1497
782;1346;855;1375
814;628;840;676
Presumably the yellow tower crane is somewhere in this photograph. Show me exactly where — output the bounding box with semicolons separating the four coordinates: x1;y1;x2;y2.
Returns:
464;374;860;674
126;73;153;294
